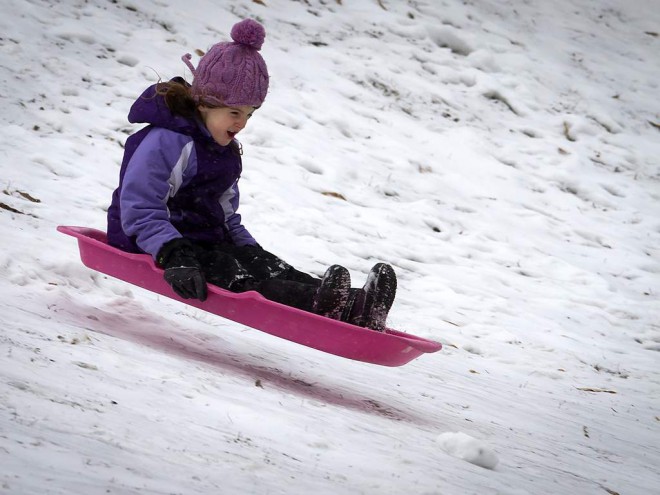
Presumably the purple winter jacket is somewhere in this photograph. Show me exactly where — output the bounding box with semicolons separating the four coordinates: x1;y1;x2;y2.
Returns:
107;82;257;259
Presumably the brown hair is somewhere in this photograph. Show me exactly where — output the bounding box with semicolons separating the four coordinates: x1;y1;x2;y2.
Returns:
154;79;242;156
155;79;198;119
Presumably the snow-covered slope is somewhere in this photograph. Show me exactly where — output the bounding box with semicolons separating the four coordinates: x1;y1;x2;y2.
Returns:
1;0;659;493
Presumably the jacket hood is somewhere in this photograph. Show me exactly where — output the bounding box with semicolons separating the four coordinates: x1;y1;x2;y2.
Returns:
127;79;204;138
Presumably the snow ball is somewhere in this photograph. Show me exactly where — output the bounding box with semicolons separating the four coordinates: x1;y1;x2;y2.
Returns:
462;343;483;355
436;431;499;470
467;49;499;72
53;30;96;44
426;25;473;56
117;55;139;67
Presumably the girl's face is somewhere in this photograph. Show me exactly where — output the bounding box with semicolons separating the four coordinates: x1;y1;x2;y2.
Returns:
198;105;255;146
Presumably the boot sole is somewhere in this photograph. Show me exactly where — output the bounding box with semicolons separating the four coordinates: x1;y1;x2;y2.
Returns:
313;265;351;320
355;263;397;331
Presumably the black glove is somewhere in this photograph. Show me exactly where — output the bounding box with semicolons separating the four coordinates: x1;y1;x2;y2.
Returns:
157;238;207;302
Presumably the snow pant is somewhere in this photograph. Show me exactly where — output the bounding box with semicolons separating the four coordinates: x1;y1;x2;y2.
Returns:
188;241;322;312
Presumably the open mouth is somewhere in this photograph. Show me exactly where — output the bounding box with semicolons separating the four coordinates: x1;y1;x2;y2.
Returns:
227;131;237;139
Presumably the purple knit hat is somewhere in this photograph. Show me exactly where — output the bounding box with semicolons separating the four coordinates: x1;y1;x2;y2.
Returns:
182;19;269;107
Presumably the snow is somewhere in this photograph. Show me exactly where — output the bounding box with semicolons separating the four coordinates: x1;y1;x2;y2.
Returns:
1;0;659;494
436;431;499;470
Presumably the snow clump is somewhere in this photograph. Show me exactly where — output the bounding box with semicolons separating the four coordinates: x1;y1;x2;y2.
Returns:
437;432;499;470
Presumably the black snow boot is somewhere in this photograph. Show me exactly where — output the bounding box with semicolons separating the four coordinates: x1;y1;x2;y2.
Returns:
312;265;351;320
346;263;397;331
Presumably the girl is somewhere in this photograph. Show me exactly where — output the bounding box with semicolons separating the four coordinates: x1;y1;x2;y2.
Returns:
107;19;397;331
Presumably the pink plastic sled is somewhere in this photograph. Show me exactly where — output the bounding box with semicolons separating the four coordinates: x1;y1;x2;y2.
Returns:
58;226;441;366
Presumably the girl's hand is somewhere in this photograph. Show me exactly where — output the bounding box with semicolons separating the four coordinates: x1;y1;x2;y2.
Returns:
164;266;207;301
157;238;208;302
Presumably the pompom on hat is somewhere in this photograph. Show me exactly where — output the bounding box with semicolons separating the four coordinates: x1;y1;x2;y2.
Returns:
182;19;269;107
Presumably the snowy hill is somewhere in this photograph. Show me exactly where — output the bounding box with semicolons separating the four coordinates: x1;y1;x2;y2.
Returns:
1;0;659;493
